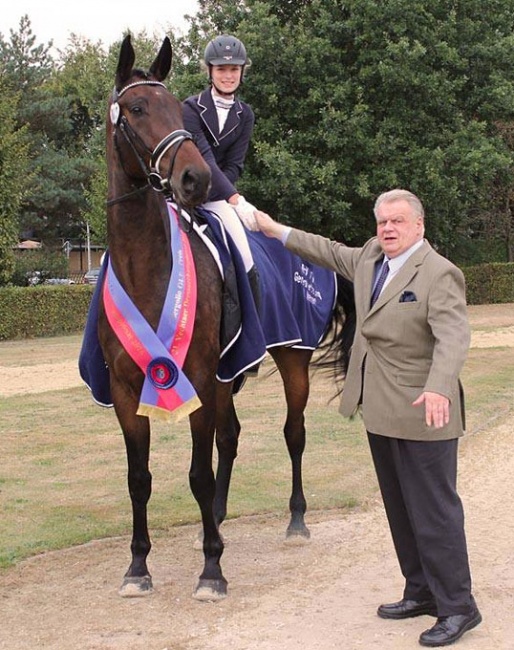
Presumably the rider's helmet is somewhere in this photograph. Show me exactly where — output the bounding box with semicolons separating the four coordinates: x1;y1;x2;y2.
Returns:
204;35;248;66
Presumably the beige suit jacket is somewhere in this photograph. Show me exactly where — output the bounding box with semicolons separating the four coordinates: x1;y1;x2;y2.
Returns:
286;229;470;441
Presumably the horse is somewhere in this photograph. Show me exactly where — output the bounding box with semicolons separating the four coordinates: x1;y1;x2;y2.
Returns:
92;34;355;603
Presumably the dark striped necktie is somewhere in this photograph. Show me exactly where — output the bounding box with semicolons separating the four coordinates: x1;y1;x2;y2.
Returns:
370;260;390;307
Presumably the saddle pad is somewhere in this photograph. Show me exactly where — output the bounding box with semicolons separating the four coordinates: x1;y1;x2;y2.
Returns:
248;230;337;352
79;213;336;406
195;211;337;382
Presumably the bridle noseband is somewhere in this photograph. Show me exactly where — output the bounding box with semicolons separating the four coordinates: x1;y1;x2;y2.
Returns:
148;129;193;193
108;80;194;206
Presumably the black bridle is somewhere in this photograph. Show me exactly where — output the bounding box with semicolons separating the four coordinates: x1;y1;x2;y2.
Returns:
107;80;194;208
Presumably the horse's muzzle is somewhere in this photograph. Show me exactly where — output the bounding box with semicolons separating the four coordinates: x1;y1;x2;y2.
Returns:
175;166;211;209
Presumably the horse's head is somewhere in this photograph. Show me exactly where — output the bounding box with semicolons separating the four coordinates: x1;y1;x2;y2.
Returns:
108;34;211;209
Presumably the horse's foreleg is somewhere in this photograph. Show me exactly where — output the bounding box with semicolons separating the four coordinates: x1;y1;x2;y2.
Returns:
213;382;240;528
272;348;312;542
189;406;227;601
115;397;154;597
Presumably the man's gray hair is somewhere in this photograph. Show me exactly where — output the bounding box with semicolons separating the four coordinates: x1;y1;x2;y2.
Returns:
374;189;425;220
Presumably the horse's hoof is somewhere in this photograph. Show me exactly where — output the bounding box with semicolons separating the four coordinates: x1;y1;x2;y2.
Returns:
193;578;228;602
285;527;311;546
118;575;154;598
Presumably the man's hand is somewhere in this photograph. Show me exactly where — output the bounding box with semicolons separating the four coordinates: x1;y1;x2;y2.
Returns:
254;210;288;240
413;391;450;429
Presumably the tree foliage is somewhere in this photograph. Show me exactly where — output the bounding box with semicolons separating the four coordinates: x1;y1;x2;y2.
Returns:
2;3;514;284
174;0;514;258
0;80;32;284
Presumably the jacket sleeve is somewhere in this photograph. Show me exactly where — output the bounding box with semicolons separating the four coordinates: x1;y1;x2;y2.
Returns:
424;264;470;399
218;108;254;186
286;228;363;280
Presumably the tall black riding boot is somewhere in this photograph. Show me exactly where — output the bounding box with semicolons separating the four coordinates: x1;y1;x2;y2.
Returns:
245;265;262;377
247;265;261;315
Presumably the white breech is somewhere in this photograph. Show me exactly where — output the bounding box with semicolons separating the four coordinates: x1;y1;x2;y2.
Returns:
204;200;254;272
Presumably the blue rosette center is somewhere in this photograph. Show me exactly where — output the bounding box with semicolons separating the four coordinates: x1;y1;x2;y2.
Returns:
147;357;178;390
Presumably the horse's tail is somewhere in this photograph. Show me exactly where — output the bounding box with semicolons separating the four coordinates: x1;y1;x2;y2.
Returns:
314;274;356;398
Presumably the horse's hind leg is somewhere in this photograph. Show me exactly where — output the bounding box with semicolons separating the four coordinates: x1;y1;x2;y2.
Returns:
270;347;313;542
113;392;154;597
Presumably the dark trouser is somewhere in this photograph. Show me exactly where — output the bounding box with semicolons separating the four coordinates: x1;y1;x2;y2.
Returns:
367;432;474;616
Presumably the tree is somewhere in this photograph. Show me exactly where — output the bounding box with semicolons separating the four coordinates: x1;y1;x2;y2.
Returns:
0;18;97;244
179;0;514;261
477;121;514;262
0;81;32;284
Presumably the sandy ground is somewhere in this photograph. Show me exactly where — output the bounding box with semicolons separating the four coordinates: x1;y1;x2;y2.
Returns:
0;305;513;650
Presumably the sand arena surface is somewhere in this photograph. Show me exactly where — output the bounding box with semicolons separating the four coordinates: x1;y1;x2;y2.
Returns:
0;304;513;649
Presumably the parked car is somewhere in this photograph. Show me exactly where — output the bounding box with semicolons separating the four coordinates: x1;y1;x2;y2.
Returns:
83;267;101;285
44;278;75;285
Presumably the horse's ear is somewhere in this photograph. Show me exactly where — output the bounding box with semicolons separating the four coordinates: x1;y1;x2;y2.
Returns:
116;34;136;90
149;37;172;81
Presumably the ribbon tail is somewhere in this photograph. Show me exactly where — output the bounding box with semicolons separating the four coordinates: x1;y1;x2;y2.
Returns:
137;395;202;422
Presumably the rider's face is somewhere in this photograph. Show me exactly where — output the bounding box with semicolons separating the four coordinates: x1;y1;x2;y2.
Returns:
211;65;243;96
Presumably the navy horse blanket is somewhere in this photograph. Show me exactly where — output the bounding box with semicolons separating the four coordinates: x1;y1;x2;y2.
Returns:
79;208;336;410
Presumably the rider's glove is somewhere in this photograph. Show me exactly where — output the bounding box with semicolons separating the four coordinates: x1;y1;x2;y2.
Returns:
234;196;258;231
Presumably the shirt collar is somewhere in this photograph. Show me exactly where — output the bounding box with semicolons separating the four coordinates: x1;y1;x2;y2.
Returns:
385;238;424;274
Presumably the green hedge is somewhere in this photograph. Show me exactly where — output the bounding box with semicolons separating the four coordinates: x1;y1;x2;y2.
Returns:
0;263;512;340
0;285;93;340
462;262;514;305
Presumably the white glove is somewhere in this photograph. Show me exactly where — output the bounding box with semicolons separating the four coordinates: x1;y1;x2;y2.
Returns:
234;196;258;231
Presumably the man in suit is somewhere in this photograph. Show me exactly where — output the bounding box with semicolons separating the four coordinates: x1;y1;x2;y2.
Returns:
254;189;481;647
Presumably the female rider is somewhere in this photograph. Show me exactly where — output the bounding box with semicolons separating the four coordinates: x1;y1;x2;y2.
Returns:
182;34;260;299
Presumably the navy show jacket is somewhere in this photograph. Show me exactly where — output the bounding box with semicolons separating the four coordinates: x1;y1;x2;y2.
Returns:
182;88;255;202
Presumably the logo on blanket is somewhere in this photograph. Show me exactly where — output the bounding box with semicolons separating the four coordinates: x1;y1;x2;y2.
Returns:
295;263;323;305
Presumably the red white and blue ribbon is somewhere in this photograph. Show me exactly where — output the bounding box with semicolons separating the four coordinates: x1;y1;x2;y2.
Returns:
102;203;200;421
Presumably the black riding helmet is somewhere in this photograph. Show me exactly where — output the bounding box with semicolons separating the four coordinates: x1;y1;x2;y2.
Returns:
204;34;248;66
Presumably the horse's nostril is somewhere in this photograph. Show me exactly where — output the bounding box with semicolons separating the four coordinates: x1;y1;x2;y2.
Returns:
182;168;210;199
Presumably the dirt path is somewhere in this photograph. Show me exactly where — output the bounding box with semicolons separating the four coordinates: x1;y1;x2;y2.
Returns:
1;306;513;650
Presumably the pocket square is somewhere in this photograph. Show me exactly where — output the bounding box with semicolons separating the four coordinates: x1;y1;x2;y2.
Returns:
400;291;417;303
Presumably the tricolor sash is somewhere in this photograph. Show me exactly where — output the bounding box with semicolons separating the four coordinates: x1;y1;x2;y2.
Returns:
102;203;200;421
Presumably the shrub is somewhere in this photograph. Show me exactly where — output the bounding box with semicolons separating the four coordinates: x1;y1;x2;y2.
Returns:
0;263;511;341
0;285;93;340
463;263;514;305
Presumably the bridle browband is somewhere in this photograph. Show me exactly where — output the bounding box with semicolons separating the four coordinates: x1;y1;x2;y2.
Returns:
107;80;194;207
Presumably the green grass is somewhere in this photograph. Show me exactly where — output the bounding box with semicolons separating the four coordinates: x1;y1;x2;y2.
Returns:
0;324;513;570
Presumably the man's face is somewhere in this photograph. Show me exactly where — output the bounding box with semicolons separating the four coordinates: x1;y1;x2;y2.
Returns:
375;199;424;258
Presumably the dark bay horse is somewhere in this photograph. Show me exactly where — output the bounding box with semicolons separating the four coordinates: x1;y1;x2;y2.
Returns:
97;34;354;602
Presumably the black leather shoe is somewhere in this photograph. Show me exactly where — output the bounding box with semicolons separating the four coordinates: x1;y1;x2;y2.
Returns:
419;607;482;647
378;598;437;620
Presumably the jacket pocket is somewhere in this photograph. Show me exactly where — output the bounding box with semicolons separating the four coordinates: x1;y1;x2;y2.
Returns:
396;301;422;311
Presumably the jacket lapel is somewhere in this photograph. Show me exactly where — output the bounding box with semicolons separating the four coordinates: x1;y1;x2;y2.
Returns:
366;241;431;315
196;90;244;144
220;99;243;139
362;253;382;312
197;89;220;146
